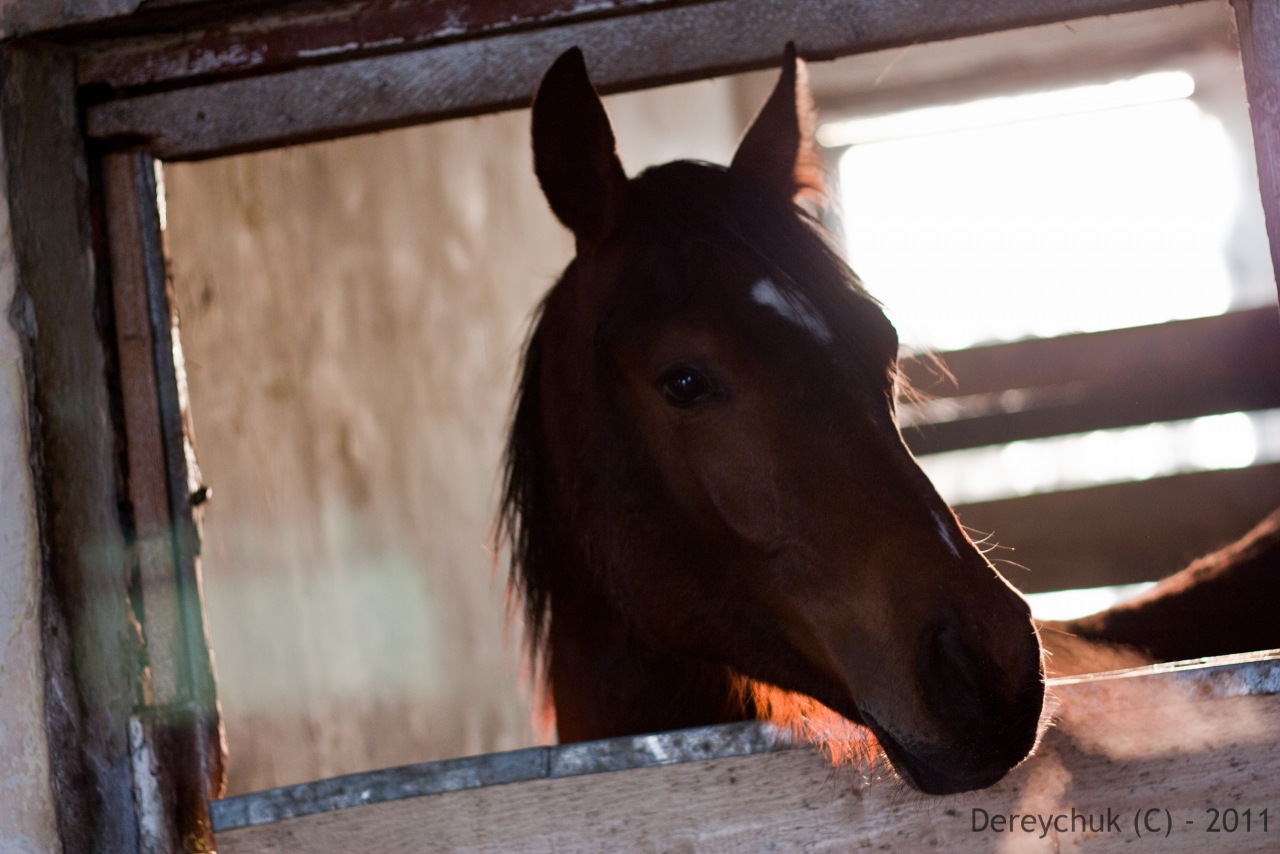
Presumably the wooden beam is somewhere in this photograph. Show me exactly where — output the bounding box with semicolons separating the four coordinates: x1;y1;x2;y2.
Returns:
952;464;1280;593
73;0;677;92
899;309;1280;455
1235;0;1280;304
104;152;185;709
83;0;1183;160
0;42;142;853
212;653;1280;852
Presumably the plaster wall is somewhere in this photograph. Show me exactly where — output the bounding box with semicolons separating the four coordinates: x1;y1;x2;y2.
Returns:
0;113;60;853
162;77;741;796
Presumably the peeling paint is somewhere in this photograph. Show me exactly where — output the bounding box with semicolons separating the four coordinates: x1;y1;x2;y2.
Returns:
296;42;361;60
185;44;269;78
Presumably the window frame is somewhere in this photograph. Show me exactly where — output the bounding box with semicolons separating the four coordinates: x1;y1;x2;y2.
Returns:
5;0;1278;849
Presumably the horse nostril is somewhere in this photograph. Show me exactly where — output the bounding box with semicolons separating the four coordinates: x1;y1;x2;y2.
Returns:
905;611;1044;790
918;618;990;730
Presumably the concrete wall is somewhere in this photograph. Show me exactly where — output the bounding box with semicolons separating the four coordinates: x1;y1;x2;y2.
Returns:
0;111;60;852
162;78;742;796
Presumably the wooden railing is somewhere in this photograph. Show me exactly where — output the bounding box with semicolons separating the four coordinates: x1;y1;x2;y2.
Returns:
899;307;1280;456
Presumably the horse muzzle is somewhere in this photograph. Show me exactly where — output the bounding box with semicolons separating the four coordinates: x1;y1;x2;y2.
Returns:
868;613;1045;794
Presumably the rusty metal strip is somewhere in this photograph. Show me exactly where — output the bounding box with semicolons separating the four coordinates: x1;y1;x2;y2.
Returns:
85;0;1180;160
212;720;791;831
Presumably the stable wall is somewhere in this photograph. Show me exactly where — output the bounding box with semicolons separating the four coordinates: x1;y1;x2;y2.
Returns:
162;78;742;796
0;102;61;852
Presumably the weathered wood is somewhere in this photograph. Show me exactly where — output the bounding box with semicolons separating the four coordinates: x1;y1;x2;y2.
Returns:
104;152;184;708
214;653;1280;852
73;0;676;92
899;308;1280;456
1235;0;1280;304
0;42;142;853
84;0;1182;160
102;151;223;851
210;722;786;830
953;463;1280;593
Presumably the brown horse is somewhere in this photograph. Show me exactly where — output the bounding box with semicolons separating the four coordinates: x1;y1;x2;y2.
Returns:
1041;508;1280;676
501;46;1045;796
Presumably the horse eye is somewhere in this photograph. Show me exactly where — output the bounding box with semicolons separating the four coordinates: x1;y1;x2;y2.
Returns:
657;366;718;408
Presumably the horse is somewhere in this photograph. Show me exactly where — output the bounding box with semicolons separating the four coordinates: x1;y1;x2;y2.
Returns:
500;45;1045;796
1040;507;1280;676
502;44;1280;796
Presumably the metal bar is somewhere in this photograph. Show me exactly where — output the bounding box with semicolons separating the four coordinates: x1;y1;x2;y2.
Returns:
85;0;1181;160
133;157;223;794
1235;0;1280;304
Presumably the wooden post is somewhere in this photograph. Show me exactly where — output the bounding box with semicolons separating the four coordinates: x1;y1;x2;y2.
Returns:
102;151;224;852
0;41;141;853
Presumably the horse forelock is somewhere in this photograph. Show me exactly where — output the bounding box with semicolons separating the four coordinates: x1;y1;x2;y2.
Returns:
610;162;895;358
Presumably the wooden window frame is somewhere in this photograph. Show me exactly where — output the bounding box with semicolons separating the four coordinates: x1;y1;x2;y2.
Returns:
3;1;1277;850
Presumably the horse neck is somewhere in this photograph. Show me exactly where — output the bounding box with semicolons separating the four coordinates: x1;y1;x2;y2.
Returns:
1046;508;1280;673
544;570;749;743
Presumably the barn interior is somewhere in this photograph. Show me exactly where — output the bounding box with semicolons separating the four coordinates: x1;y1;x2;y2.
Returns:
150;0;1279;798
4;0;1279;849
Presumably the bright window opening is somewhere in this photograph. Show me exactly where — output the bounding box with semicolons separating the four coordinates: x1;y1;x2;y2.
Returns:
1025;582;1155;622
825;71;1277;510
827;72;1260;353
919;409;1280;506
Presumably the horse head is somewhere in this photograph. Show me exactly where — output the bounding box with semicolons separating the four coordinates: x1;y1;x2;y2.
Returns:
506;45;1045;795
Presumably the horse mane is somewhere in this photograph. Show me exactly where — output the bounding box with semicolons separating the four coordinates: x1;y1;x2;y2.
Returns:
498;297;553;673
497;160;900;697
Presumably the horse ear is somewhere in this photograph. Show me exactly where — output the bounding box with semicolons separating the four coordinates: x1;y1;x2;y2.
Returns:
730;43;821;201
532;47;628;243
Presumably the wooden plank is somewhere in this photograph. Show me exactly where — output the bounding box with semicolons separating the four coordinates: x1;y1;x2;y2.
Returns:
210;722;785;830
1235;0;1280;304
213;653;1280;852
952;463;1280;593
899;309;1280;455
83;0;1182;160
